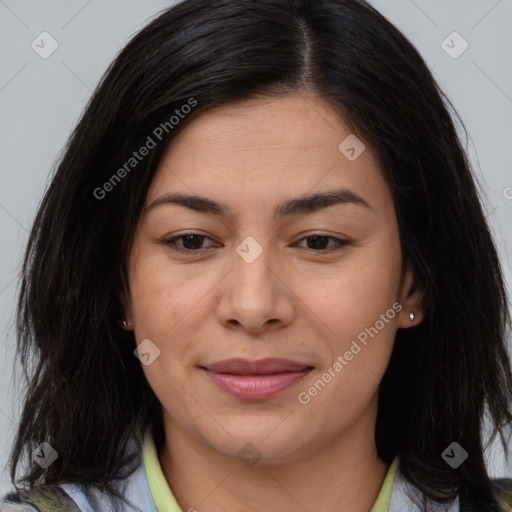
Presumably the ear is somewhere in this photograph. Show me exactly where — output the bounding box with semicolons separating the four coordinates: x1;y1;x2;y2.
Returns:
397;262;425;328
118;288;134;331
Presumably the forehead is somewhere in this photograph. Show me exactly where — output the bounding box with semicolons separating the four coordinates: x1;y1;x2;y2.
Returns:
158;92;360;160
146;91;391;219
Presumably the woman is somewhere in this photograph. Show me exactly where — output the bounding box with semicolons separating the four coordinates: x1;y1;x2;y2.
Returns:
2;0;512;511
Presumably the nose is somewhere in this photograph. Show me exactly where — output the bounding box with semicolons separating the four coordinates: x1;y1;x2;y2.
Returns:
216;240;295;334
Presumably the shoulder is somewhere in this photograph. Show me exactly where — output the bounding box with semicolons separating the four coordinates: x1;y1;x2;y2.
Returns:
390;464;512;511
1;485;82;512
1;453;153;512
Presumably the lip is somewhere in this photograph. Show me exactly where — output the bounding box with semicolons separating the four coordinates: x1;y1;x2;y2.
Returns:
201;358;314;400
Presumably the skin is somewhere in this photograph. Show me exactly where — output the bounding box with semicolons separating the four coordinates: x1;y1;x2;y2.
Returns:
121;90;424;512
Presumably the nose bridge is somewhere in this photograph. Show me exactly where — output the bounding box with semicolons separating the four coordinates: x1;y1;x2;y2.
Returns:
233;235;275;295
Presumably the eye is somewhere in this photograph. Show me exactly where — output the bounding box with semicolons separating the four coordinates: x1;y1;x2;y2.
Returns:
295;235;351;254
162;232;350;255
162;233;218;253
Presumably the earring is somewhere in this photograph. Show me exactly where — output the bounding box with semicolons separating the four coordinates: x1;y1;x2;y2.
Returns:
409;312;415;321
121;319;132;330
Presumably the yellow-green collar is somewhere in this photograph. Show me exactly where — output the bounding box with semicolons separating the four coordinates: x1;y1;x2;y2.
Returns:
371;457;399;512
143;430;183;512
143;430;399;512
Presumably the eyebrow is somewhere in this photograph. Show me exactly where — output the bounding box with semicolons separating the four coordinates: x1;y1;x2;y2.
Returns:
147;188;373;219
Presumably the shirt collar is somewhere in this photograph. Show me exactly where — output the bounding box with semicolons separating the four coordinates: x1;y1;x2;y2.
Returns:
143;429;183;512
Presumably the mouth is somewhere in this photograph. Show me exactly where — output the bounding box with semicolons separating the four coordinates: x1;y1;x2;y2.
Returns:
200;358;314;400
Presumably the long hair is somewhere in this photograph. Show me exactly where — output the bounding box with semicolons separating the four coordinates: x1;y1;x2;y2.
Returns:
7;1;512;510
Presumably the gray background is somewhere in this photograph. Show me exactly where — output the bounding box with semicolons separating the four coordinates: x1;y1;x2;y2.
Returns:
1;0;511;498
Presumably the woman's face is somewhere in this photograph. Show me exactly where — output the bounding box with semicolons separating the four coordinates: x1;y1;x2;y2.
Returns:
124;91;423;463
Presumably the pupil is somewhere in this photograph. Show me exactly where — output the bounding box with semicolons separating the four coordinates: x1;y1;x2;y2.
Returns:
308;236;328;250
183;235;203;249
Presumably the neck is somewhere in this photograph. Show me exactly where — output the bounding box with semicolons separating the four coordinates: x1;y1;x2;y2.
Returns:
159;400;389;512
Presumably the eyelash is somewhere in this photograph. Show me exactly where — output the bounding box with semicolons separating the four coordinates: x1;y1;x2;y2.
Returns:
161;233;351;255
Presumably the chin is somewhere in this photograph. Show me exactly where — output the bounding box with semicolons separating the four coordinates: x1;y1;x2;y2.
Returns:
201;420;310;465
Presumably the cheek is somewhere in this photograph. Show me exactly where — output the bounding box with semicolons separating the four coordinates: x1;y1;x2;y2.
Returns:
129;251;215;340
128;255;214;414
309;246;400;330
299;264;399;429
302;235;401;379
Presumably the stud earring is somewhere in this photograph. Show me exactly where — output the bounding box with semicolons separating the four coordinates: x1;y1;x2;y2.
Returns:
121;319;133;330
409;312;415;321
